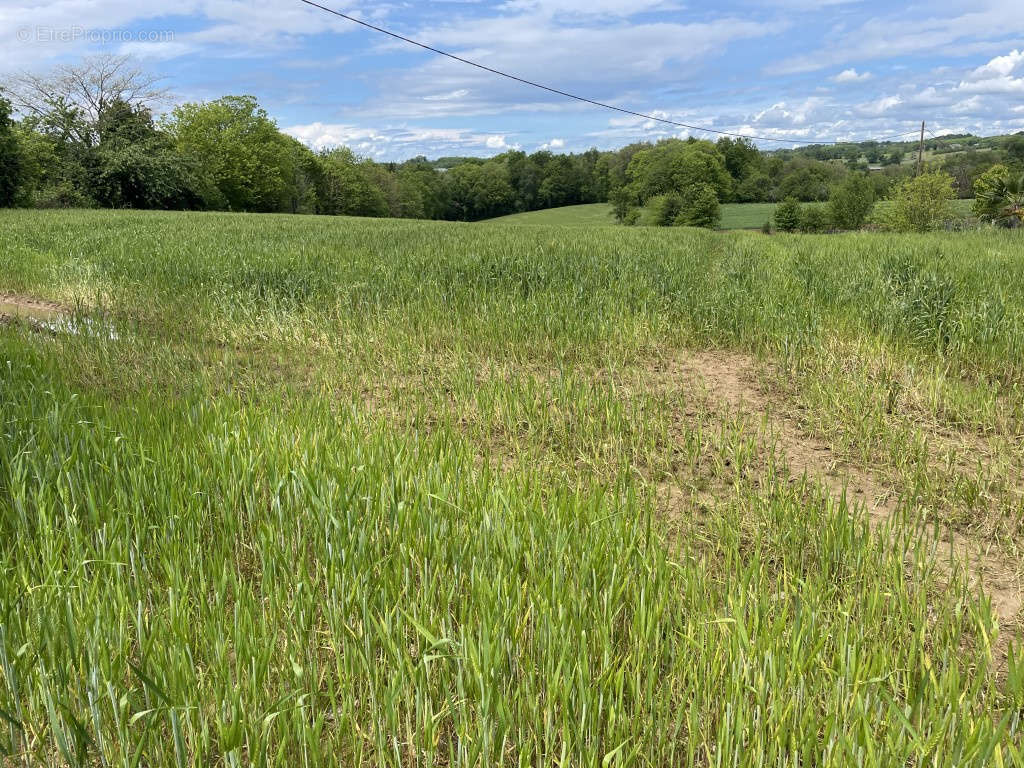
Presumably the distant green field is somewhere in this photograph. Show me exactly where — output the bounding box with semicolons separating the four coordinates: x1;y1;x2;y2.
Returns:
485;202;776;229
484;199;977;230
485;203;618;226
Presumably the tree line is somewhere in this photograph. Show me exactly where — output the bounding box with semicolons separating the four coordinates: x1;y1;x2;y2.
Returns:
2;56;1023;227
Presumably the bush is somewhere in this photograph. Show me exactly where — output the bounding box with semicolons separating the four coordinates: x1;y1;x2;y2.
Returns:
799;204;830;233
674;184;720;229
774;197;802;232
828;173;875;230
761;220;772;234
652;192;684;226
877;172;956;233
609;186;637;223
973;164;1024;227
30;181;95;209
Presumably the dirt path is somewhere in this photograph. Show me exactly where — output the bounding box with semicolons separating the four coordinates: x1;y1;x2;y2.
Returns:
0;294;67;323
670;349;1022;671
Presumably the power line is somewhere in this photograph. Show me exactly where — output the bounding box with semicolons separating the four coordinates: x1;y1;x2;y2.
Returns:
298;0;923;148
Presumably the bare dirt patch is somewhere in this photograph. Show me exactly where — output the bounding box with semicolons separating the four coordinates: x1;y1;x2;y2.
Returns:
0;294;68;323
663;348;1023;671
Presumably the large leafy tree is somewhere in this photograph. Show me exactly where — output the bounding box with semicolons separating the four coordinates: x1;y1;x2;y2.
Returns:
716;137;762;188
91;100;209;209
166;95;297;212
443;161;515;221
626;139;732;204
316;147;388;218
777;163;835;202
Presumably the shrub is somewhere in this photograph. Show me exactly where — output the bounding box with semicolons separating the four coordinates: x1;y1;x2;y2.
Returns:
623;207;642;226
973;165;1024;227
774;197;802;232
674;184;720;229
799;204;830;233
761;219;772;234
828;173;876;230
877;172;956;233
609;186;637;223
653;192;685;226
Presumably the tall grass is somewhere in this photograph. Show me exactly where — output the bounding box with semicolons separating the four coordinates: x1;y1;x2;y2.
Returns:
1;209;1022;765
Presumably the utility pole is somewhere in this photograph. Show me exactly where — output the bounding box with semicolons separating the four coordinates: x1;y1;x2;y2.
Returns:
917;121;925;176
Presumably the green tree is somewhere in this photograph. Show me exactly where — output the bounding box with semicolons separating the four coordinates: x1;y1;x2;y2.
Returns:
777;164;834;202
675;184;720;229
316;147;388;217
799;204;830;233
1004;135;1024;169
973;164;1024;227
735;172;773;203
879;172;956;233
608;186;637;223
538;155;580;208
627;139;732;204
774;197;802;232
91;100;209;209
653;192;684;226
828;173;875;230
0;96;23;206
444;161;515;221
166;95;296;212
716;137;762;189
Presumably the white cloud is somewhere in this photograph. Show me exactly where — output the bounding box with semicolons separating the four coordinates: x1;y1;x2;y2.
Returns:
499;0;679;18
858;94;902;116
967;49;1023;79
832;68;871;83
770;2;1024;75
359;14;783;121
285;121;520;157
955;49;1024;95
423;89;470;102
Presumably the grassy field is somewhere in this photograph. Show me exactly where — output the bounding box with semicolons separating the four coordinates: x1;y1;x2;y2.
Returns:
2;209;1024;766
484;202;774;229
483;203;617;227
485;199;978;230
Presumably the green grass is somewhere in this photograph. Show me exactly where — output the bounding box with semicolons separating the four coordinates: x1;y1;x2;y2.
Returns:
483;203;618;226
483;199;978;230
483;202;776;229
1;209;1023;766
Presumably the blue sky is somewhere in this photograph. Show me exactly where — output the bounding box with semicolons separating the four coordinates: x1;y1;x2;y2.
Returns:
3;1;1023;159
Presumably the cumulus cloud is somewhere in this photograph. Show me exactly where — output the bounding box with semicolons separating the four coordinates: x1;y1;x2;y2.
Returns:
832;68;871;83
285;121;520;157
770;1;1024;75
539;138;566;150
967;49;1024;79
956;49;1024;94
